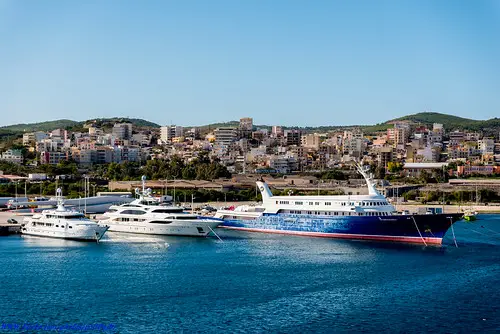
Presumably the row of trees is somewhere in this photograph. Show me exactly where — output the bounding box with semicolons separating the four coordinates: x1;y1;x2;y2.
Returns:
93;154;231;181
401;189;500;204
0;160;79;178
139;154;231;181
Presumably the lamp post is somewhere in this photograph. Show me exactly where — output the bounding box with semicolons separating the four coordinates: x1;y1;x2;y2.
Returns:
191;193;195;214
173;177;176;205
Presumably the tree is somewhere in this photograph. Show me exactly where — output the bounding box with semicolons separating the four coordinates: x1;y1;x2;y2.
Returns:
418;170;432;184
387;162;403;173
374;166;386;179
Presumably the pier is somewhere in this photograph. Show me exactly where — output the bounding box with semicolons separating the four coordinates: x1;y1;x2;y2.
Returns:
0;223;21;235
0;212;22;235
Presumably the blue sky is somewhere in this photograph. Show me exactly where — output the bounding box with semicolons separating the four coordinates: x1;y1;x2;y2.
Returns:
1;0;499;127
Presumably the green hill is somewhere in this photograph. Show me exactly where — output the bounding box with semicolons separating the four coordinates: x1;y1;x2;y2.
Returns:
363;112;500;134
0;119;79;132
84;118;160;129
2;113;499;137
0;118;160;134
393;112;480;128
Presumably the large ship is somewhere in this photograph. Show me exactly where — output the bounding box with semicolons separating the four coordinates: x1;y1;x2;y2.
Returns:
215;166;463;245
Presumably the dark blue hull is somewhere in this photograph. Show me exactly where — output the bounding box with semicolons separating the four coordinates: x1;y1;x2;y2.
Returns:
220;213;463;244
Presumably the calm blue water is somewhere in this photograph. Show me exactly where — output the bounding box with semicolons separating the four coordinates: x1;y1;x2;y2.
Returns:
1;216;499;333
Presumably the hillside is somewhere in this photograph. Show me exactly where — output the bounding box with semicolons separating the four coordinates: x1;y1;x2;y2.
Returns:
392;112;481;128
1;113;499;137
192;113;500;136
85;117;160;128
363;112;500;134
0;118;160;134
0;119;79;132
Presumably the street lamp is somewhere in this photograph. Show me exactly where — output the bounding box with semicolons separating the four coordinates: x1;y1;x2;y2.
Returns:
173;177;176;205
191;193;195;214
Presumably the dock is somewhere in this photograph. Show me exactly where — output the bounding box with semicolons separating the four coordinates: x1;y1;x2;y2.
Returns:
0;223;21;235
0;211;22;235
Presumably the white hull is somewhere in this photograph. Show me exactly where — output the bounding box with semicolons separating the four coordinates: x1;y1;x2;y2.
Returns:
22;225;109;241
106;220;221;237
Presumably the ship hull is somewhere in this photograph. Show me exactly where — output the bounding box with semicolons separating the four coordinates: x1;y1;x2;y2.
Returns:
21;225;109;242
104;220;222;237
220;213;463;245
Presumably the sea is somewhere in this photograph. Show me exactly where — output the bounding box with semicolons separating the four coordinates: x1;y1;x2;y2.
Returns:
1;216;499;333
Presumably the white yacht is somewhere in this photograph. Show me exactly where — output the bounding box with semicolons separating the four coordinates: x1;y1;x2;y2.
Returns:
99;178;223;237
21;189;109;242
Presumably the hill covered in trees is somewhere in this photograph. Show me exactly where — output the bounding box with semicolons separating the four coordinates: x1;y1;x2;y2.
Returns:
363;112;500;134
0;118;160;134
0;119;79;132
2;112;499;137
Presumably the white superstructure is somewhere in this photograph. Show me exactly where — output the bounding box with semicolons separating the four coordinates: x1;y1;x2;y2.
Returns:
99;177;222;237
216;166;396;219
21;189;109;241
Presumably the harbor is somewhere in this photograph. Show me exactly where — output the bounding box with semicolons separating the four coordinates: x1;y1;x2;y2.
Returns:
1;216;499;332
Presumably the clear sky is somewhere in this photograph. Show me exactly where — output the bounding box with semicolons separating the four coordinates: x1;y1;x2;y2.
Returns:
1;0;499;127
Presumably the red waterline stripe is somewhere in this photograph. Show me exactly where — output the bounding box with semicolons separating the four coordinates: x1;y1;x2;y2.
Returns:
220;226;443;245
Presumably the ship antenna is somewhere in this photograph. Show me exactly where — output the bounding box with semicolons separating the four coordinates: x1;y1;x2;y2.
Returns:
56;187;64;210
141;175;146;196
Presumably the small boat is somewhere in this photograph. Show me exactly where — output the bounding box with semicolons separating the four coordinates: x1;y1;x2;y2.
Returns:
463;210;477;222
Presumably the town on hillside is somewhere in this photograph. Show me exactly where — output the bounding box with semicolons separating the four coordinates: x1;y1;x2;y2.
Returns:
1;116;500;203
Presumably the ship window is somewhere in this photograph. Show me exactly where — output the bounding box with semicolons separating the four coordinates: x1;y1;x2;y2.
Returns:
56;225;59;227
69;226;72;229
315;202;320;205
309;202;313;205
121;210;146;215
66;215;84;219
149;220;172;224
